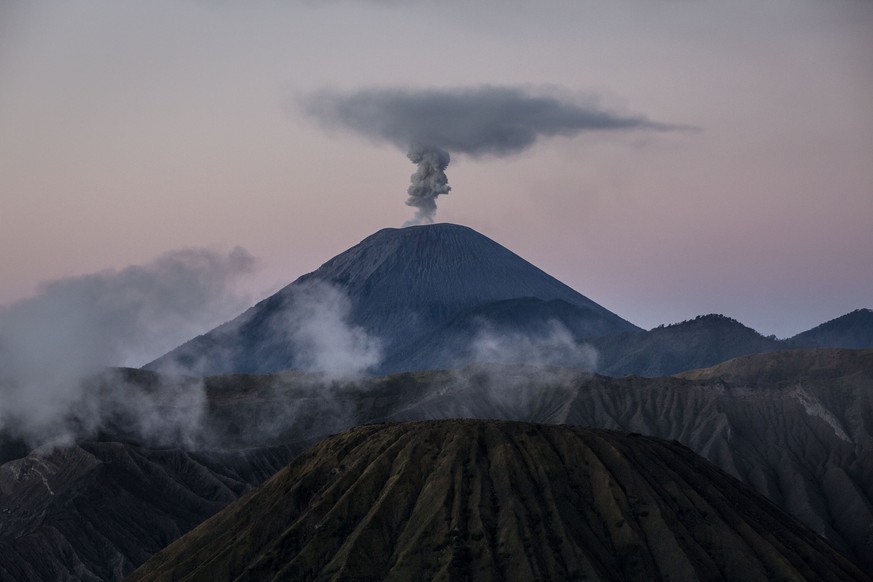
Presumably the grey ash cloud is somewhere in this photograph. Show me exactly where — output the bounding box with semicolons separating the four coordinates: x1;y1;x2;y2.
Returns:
300;85;689;224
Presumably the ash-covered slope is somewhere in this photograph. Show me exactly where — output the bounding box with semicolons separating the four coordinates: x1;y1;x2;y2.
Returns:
145;224;639;376
130;420;869;582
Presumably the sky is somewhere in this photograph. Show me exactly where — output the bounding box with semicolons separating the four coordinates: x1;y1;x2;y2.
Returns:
1;0;872;343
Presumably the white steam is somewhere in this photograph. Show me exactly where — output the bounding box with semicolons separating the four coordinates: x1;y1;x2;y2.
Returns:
95;370;208;449
275;280;383;379
0;247;256;446
468;319;598;370
434;320;598;423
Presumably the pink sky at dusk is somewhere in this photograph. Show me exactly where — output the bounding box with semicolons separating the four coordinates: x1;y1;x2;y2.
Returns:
1;0;871;348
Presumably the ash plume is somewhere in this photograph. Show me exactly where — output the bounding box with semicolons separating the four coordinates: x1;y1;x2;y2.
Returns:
405;144;450;225
301;85;688;224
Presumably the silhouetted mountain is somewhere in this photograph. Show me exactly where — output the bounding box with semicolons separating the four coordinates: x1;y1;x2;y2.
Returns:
592;314;782;376
145;224;639;375
589;310;873;377
130;420;869;582
788;308;873;349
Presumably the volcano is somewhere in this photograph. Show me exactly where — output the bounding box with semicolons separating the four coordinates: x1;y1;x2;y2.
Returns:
129;420;869;581
146;224;639;376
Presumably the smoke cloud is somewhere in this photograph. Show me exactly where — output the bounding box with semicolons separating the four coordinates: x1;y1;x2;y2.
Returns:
199;282;384;446
431;319;598;423
273;280;383;379
0;247;256;446
301;85;687;224
467;319;598;370
405;144;451;227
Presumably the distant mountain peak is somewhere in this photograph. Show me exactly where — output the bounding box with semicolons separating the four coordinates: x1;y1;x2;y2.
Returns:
146;223;638;375
593;312;781;377
296;222;619;316
788;307;873;349
658;313;745;329
649;314;768;338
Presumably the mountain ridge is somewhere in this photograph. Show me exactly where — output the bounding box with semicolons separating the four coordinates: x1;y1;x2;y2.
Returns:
2;349;872;578
787;308;873;349
592;313;782;376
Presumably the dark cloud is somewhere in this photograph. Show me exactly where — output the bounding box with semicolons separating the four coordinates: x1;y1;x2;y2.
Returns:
300;85;689;224
301;85;685;157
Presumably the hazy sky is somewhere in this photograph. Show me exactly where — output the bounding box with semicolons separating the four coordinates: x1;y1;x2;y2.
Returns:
2;0;871;339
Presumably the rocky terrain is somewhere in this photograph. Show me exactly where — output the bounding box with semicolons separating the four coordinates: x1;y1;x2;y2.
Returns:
0;440;298;581
130;420;870;582
1;348;869;579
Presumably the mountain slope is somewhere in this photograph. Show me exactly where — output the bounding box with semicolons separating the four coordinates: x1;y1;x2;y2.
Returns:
145;224;639;376
130;420;869;582
788;308;873;349
678;345;873;383
0;440;298;581
2;350;872;578
591;314;782;376
380;297;610;372
197;349;873;569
